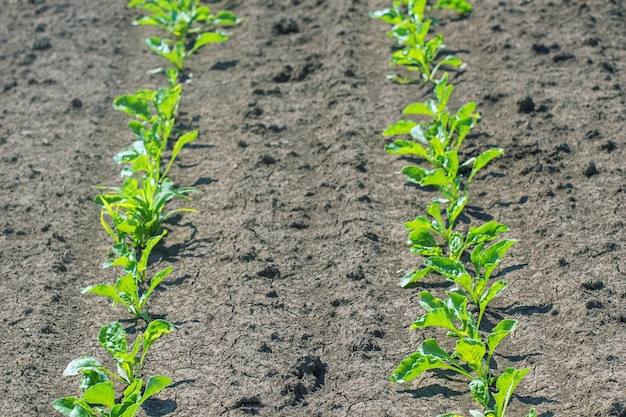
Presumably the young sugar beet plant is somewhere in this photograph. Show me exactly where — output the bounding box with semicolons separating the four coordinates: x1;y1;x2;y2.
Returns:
52;320;174;417
96;83;199;249
370;0;471;84
372;2;537;416
128;0;242;77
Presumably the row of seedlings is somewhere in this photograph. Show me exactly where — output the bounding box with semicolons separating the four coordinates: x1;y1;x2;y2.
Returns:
370;1;537;416
51;1;241;416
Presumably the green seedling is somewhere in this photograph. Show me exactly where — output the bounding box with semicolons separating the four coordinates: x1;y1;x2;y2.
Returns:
438;372;537;417
128;0;242;41
83;232;171;321
96;171;198;248
113;84;199;181
52;320;174;417
371;0;464;83
391;290;532;416
383;74;502;201
127;0;241;74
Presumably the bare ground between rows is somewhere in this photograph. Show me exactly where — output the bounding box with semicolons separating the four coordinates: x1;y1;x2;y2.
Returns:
0;0;625;416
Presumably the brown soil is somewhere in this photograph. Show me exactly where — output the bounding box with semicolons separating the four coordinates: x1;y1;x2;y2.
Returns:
1;0;625;416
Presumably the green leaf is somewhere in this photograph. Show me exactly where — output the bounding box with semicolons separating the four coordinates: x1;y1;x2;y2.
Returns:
424;257;473;294
137;231;167;281
192;31;229;52
420;338;455;363
411;306;457;333
479;280;508;312
171;130;198;163
437;55;463;68
480;239;516;280
398;267;432;288
402;166;449;187
141;375;172;403
447;192;468;227
493;368;530;416
82;381;116;408
469;378;490;408
98;322;127;358
69;404;95;417
79;370;109;393
433;0;473;13
465;222;510;247
403;102;435;118
154;85;181;120
51;397;80;416
390;348;449;383
487;319;517;356
385;140;427;158
113;95;151;121
369;8;404;24
383;119;418;136
468;148;504;183
82;284;123;304
143;319;175;352
455;338;486;372
408;229;442;256
63;357;105;376
214;10;242;25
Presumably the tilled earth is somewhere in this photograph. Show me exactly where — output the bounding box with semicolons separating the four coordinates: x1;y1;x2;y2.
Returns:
1;0;625;416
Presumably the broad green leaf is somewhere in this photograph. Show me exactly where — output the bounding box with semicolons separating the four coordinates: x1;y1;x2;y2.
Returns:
465;222;510;247
98;322;127;358
128;120;145;137
69;404;94;417
411;307;457;332
408;228;442;256
433;0;473;13
469;378;490;407
192;31;229;52
385;139;426;158
487;319;517;355
383;119;418;136
369;8;404;24
437;55;463;68
418;291;446;311
113;95;151;121
493;368;530;417
410;0;427;19
479;280;508;312
425;257;472;290
390;349;449;383
420;338;455;363
82;284;122;303
455;338;486;372
214;10;242;25
144;319;175;352
480;239;516;280
398;267;432;288
409;124;429;146
427;201;444;232
82;381;116;408
443;149;459;179
63;357;104;376
403;102;435;118
449;232;464;260
141;375;173;403
447;192;468;227
402;166;449;187
468;148;504;183
51;397;80;416
154;85;181;120
79;370;109;393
